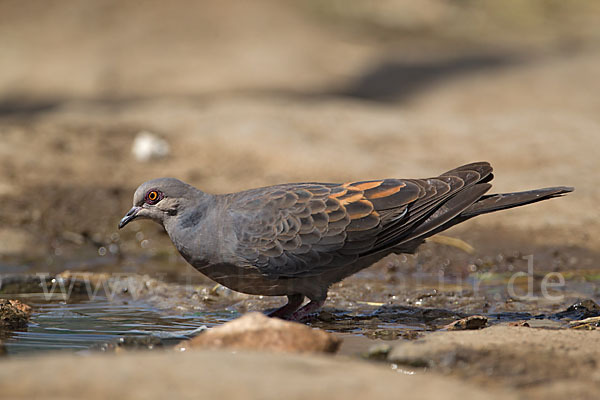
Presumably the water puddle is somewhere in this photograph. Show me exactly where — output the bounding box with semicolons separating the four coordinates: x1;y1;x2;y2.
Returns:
1;295;227;356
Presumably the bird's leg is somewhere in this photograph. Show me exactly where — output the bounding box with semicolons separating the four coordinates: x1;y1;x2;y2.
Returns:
267;294;305;319
289;297;326;321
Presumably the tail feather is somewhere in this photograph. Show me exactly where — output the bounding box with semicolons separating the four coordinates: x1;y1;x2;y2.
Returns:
400;183;491;241
461;186;574;218
391;186;573;254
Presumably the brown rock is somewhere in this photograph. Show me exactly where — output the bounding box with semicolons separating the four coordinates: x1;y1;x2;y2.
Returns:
177;312;341;354
445;315;487;330
508;320;530;327
388;325;600;398
0;299;32;330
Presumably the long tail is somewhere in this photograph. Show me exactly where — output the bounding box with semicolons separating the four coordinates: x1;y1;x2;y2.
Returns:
460;186;574;219
422;186;574;240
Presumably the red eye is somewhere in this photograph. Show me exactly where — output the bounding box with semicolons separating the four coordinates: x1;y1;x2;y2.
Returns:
145;190;162;204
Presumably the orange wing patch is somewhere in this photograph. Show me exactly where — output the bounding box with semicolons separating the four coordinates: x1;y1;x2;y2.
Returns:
365;182;406;199
343;180;383;191
337;191;364;205
329;188;348;199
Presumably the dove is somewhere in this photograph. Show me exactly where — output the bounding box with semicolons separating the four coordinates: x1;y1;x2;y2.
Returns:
119;162;572;320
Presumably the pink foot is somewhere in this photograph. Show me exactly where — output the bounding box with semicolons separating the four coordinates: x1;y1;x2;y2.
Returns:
289;299;325;321
267;294;305;319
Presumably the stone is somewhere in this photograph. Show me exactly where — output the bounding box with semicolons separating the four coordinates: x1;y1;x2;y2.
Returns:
445;315;487;330
387;325;600;394
131;131;170;162
176;312;341;354
0;299;32;330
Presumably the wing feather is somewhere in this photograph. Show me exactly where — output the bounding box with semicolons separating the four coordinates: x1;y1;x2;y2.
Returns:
232;162;494;278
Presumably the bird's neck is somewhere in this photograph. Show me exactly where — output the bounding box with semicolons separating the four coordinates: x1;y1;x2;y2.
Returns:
163;193;222;267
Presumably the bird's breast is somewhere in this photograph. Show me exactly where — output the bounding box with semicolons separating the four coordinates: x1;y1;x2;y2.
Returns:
166;206;229;267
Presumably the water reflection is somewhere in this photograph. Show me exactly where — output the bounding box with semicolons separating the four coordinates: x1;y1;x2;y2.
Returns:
2;296;226;355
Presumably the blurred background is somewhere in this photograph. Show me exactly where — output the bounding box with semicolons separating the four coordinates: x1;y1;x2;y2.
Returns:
1;0;599;273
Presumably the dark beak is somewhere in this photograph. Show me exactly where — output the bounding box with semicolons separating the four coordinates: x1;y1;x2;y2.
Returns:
119;206;141;229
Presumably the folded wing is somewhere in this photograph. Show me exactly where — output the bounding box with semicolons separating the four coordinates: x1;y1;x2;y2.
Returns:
232;162;496;278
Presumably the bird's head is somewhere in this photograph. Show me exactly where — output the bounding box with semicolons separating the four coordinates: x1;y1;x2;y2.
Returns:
118;178;196;229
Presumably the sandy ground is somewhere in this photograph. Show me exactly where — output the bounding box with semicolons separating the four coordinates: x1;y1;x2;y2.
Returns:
0;349;516;400
1;1;599;398
388;325;600;399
